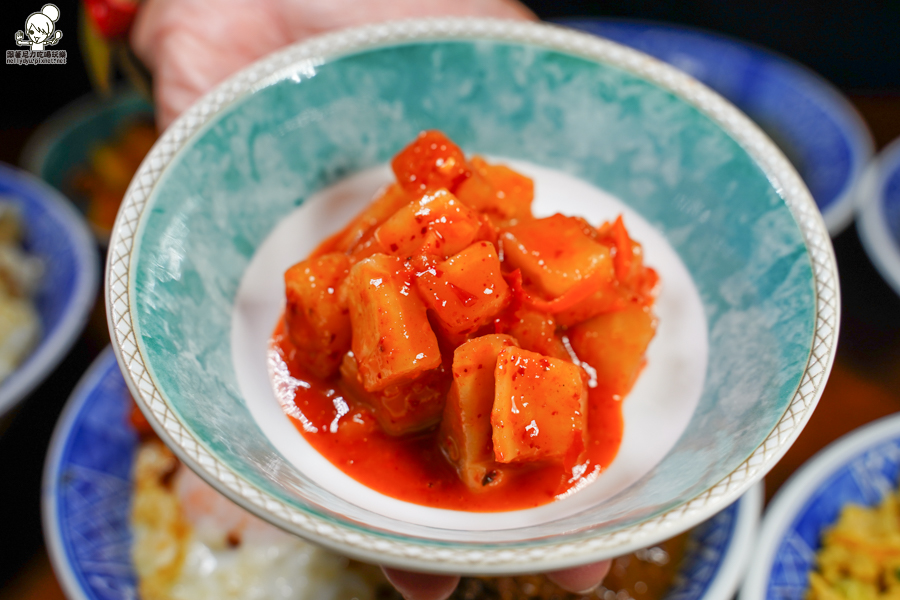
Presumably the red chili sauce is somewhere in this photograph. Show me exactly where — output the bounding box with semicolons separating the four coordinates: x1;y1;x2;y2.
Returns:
270;318;624;512
266;131;658;512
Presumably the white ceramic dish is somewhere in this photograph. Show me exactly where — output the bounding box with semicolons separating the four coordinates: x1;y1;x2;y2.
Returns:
235;161;708;530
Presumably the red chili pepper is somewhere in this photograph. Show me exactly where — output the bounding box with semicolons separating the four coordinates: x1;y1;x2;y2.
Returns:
523;271;607;314
501;268;608;316
501;269;526;311
611;215;634;281
84;0;139;40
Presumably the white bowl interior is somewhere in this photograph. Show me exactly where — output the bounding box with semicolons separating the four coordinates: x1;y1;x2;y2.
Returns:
233;161;708;531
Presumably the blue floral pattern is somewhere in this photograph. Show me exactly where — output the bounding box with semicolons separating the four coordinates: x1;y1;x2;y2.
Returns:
668;503;736;600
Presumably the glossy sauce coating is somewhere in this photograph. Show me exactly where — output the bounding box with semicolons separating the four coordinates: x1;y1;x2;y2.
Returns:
270;319;623;512
272;131;657;511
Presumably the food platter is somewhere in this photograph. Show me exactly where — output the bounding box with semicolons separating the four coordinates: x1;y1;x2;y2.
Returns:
236;158;708;525
20;91;155;242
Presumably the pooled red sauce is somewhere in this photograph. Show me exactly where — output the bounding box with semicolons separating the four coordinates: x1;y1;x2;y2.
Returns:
270;318;624;512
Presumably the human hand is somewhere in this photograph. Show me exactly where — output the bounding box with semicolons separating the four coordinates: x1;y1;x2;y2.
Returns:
131;0;535;130
383;561;613;600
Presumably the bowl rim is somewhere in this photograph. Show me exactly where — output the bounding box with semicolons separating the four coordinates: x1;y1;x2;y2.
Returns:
0;162;99;417
105;17;839;573
41;346;764;600
739;412;900;600
41;347;119;600
857;137;900;297
554;17;875;237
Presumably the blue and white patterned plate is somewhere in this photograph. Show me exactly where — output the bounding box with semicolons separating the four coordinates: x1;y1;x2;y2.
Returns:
0;163;99;417
558;19;874;236
857;137;900;297
42;348;762;600
42;348;136;600
740;413;900;600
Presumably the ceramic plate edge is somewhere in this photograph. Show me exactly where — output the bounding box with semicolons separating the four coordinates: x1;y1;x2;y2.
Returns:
742;35;871;236
749;39;872;236
105;17;838;572
19;89;151;178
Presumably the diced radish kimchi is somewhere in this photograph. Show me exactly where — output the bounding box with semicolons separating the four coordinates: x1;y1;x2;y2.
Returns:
269;130;659;511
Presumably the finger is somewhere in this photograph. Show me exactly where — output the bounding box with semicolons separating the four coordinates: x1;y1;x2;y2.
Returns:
133;0;535;129
130;0;180;69
277;0;536;40
382;567;461;600
546;560;612;594
132;0;290;129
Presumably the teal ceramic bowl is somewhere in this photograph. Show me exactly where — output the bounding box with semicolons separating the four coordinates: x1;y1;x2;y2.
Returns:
106;19;837;574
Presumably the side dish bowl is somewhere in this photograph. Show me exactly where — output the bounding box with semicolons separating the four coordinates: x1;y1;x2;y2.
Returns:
20;91;155;242
558;19;874;236
740;413;900;600
106;18;837;573
43;348;763;600
0;163;98;417
857;136;900;297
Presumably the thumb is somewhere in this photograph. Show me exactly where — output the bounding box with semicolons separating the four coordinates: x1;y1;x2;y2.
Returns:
546;560;613;594
382;567;461;600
